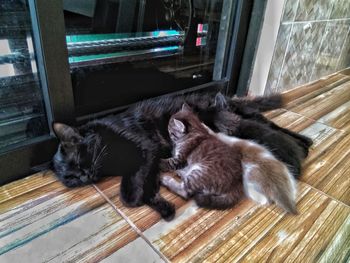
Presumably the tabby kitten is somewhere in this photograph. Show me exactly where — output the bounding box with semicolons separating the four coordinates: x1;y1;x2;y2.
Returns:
161;104;297;213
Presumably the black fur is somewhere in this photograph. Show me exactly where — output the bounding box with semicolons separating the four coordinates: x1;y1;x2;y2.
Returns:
52;92;311;219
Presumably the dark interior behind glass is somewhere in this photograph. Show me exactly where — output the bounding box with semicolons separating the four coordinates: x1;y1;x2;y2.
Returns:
62;0;231;117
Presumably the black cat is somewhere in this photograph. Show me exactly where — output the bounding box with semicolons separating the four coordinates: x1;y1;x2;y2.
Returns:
52;92;312;220
203;93;312;178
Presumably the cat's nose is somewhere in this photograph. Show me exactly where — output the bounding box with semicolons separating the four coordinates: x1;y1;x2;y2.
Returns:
80;175;89;183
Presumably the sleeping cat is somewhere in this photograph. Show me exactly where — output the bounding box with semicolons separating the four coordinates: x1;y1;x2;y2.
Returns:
160;104;297;213
207;93;312;178
52;91;308;219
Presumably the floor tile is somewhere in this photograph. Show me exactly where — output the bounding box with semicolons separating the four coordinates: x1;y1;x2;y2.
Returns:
316;100;350;132
300;125;350;204
269;109;314;132
144;183;350;263
339;67;350;76
283;74;350;108
0;172;142;262
288;78;350;120
0;171;57;204
100;237;165;263
94;177;189;231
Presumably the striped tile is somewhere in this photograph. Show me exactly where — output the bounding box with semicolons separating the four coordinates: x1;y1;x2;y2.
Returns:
288;79;350;120
1;71;350;262
269;110;314;132
94;177;188;231
316;100;350;131
0;172;145;262
301;126;350;204
144;183;350;263
283;74;350;107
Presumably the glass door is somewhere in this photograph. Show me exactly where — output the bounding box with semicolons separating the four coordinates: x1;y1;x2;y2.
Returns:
0;0;49;152
0;0;259;184
61;0;238;118
0;0;75;184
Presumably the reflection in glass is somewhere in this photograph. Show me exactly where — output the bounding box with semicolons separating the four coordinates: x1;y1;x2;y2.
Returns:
63;0;231;116
0;0;49;151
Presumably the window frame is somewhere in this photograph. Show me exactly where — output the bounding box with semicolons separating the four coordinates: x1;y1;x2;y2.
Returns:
0;0;75;185
0;0;263;185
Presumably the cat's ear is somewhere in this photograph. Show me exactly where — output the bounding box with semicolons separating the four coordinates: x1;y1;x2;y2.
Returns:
181;103;192;112
214;92;228;109
173;119;186;133
52;122;82;143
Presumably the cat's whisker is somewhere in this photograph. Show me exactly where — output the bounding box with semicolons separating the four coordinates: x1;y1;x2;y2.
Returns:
93;145;107;165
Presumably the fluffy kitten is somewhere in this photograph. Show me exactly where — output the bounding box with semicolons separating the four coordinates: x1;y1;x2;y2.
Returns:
161;104;297;213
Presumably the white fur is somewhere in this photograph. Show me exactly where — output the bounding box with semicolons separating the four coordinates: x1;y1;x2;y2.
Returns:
201;123;214;134
245;182;269;205
260;151;275;160
215;132;241;146
179;163;203;180
284;166;297;200
242;163;269;205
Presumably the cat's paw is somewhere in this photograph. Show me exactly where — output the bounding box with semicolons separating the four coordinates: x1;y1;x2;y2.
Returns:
120;185;144;207
160;174;175;187
160;201;176;221
147;194;176;221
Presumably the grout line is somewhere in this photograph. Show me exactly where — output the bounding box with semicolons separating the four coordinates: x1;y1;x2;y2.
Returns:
299;181;350;208
309;20;329;82
282;102;348;133
92;184;170;263
275;0;300;93
282;17;350;25
336;25;350;70
281;107;347;135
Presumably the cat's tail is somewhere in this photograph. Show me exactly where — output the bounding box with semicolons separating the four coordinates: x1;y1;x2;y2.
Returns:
240;143;298;214
211;133;297;213
230;94;284;112
194;187;244;210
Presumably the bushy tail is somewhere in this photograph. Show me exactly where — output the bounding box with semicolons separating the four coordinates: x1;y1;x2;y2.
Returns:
230;94;284;112
240;142;298;214
194;187;244;210
243;160;298;214
270;183;298;214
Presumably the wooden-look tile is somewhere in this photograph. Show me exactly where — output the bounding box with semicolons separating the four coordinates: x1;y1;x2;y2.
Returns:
144;183;350;263
287;79;350;120
95;177;190;231
339;67;350;76
281;73;349;104
0;172;152;262
300;124;350;204
317;100;350;132
300;122;346;164
269;110;314;132
0;171;57;204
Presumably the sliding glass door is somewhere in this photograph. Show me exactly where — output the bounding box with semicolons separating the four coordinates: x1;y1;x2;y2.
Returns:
0;0;261;184
0;0;49;152
0;0;74;184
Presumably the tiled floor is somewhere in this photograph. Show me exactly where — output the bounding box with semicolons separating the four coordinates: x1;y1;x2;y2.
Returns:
1;70;350;262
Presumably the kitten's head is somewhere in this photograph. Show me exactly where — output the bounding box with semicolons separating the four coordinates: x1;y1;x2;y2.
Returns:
168;103;207;143
210;93;241;134
52;123;105;187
